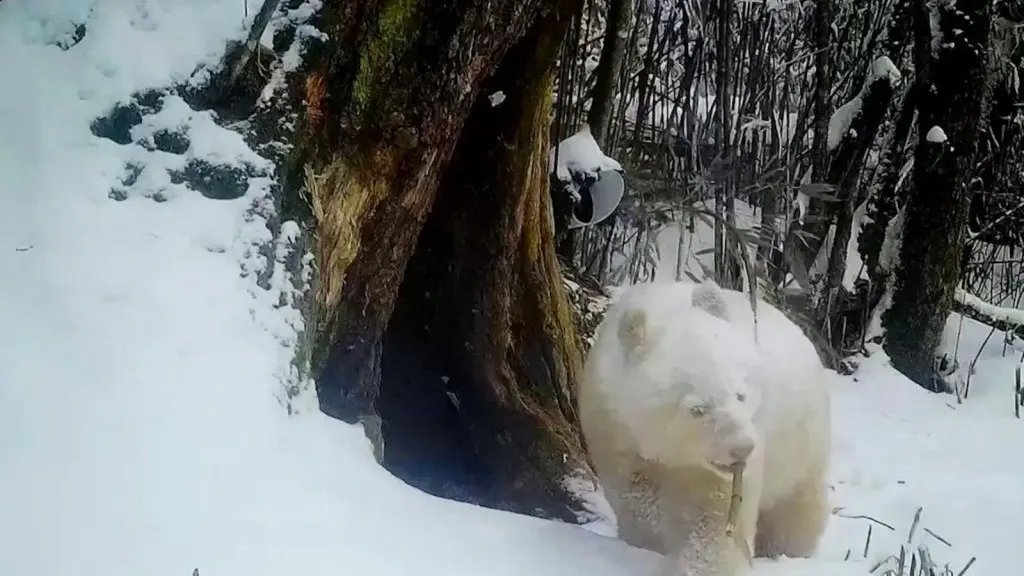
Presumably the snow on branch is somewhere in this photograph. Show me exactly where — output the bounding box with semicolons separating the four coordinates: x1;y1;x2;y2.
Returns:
549;126;623;199
827;56;903;151
548;127;626;231
953;289;1024;338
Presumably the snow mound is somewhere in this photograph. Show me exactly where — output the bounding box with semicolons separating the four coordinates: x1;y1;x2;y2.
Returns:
0;2;653;575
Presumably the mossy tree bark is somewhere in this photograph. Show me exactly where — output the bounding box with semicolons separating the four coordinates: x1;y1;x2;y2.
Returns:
296;0;592;521
882;0;993;391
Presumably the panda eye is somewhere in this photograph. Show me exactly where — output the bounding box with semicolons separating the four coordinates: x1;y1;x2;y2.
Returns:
689;405;707;417
736;392;747;403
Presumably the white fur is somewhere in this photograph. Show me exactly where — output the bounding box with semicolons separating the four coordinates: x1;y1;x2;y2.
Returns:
579;280;832;576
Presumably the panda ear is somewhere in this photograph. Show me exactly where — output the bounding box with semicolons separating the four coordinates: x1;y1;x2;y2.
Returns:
617;307;649;360
691;280;729;321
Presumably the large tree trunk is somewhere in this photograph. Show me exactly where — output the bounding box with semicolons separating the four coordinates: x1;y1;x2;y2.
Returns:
298;0;591;521
586;0;632;146
810;0;832;182
882;0;993;391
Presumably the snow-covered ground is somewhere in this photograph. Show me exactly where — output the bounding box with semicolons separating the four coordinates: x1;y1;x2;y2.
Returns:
1;2;1021;576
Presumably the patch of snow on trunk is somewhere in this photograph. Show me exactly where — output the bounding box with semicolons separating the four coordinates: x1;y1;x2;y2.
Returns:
926;125;948;143
827;57;902;152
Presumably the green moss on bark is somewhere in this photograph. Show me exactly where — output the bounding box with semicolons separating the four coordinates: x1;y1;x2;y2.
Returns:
353;0;420;110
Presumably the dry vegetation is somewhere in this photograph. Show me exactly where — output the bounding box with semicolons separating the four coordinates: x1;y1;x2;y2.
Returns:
551;0;1024;383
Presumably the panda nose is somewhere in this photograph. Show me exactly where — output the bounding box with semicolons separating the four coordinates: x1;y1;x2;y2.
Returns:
729;440;754;464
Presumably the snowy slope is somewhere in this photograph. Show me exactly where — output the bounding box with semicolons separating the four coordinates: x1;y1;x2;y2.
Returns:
0;2;651;575
824;318;1024;575
0;2;1021;576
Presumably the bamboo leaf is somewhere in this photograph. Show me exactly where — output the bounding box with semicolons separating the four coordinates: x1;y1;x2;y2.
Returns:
798;181;841;202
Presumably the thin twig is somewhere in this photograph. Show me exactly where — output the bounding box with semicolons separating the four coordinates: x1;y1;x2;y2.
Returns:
834;511;897;531
924;527;952;547
957;557;976;576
